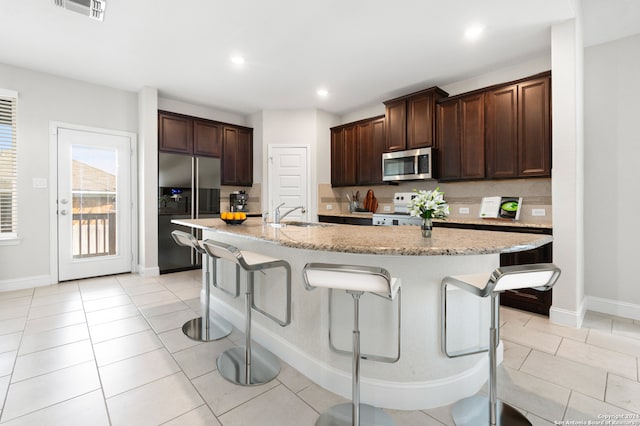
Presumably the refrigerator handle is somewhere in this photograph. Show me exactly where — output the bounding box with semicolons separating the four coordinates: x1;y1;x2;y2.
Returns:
192;157;198;219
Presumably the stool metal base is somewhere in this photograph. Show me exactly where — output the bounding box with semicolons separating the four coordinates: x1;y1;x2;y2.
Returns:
452;395;531;426
182;316;232;342
315;403;394;426
217;346;280;386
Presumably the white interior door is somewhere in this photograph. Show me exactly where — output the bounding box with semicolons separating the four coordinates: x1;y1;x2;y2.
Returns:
268;145;309;221
57;127;132;281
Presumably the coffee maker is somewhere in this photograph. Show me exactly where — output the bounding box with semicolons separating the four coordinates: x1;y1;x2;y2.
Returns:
230;190;248;212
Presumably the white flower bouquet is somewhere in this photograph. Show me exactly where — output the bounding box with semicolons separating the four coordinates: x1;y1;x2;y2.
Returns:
408;188;450;220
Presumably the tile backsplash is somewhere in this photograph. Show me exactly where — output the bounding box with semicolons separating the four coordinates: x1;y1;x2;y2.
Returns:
318;178;552;225
220;183;261;213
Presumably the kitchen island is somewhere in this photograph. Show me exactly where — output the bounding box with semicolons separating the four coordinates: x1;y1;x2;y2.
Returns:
172;217;552;410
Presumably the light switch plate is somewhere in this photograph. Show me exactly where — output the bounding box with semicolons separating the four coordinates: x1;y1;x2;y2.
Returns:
532;208;546;217
459;207;470;214
326;204;333;210
383;205;391;212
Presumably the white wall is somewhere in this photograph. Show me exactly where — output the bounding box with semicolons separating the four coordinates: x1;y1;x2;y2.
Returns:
583;33;640;318
338;54;551;126
157;97;246;127
257;109;339;217
550;16;585;327
138;87;158;276
0;62;137;286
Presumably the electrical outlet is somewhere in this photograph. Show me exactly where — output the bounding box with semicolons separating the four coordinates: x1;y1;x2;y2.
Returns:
383;205;391;212
326;204;333;210
532;208;546;217
459;207;470;214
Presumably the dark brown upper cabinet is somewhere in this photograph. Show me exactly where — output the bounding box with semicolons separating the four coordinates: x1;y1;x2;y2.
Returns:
357;117;385;185
436;93;485;180
485;73;551;179
518;76;551;177
193;119;222;157
330;115;384;187
330;124;357;187
158;111;193;154
221;126;253;186
485;85;518;178
383;87;448;152
159;111;222;158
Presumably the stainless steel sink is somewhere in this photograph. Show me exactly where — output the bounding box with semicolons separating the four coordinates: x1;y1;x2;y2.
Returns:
279;221;333;228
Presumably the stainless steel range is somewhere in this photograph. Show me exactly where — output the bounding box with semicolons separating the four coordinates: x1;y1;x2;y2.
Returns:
372;192;423;226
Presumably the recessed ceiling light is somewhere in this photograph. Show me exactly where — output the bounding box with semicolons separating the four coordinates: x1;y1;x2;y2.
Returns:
317;89;329;97
464;25;484;41
230;55;245;65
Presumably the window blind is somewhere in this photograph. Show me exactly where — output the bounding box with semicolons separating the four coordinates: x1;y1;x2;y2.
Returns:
0;90;17;238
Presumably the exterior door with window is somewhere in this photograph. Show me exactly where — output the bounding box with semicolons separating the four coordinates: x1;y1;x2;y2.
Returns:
57;127;132;281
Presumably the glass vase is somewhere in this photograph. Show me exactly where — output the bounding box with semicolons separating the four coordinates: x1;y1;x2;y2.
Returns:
421;217;433;238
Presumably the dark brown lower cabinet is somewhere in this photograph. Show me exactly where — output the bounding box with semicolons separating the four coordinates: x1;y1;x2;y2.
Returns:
499;242;553;315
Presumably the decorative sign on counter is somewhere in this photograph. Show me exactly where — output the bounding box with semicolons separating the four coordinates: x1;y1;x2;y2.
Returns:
479;196;523;220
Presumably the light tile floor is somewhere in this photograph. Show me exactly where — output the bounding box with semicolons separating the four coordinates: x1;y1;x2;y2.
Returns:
0;271;639;425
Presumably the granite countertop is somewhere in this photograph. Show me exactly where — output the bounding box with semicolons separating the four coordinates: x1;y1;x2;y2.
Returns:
173;218;552;256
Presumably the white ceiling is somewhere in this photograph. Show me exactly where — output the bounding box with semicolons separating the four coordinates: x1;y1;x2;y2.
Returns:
1;0;639;116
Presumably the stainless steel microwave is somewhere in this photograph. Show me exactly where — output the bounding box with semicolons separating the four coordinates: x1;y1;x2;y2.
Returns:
382;147;433;181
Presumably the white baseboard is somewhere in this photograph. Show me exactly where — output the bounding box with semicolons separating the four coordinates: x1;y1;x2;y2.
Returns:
137;265;160;277
549;299;586;328
0;275;51;292
210;297;494;410
586;296;640;321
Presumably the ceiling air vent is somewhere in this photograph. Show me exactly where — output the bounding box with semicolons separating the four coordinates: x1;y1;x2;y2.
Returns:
53;0;106;21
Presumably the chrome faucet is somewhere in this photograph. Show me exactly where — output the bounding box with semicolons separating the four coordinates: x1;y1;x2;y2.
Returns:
274;202;306;224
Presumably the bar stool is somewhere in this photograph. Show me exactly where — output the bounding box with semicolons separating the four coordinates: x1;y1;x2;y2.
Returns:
441;263;561;426
303;263;401;426
170;231;233;341
202;239;291;386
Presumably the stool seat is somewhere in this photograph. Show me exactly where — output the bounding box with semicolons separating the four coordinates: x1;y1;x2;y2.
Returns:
441;263;560;426
241;250;283;268
444;264;560;299
170;231;232;342
303;263;401;426
202;239;292;387
303;263;400;300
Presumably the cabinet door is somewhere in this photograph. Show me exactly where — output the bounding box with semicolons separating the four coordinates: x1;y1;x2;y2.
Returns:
460;93;485;179
357;120;385;185
343;125;358;186
158;112;193;154
193;119;222;157
518;77;550;177
436;100;461;179
330;128;345;186
485;85;518;178
370;118;385;183
236;128;253;186
384;100;406;152
407;92;435;149
357;122;373;184
221;126;238;185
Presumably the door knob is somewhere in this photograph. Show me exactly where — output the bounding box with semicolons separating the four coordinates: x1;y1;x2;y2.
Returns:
60;199;69;205
60;209;68;215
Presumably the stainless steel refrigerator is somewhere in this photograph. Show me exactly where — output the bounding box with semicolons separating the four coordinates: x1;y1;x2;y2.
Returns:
158;153;221;273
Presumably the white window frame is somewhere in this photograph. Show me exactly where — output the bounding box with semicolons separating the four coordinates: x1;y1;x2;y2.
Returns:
0;88;18;244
